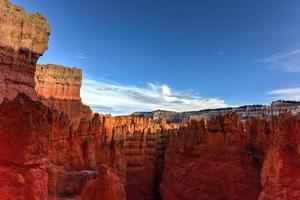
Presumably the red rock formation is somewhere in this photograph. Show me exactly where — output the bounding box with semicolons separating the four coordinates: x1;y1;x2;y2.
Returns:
0;94;57;200
48;114;177;199
3;1;300;200
160;113;300;200
0;0;50;104
33;64;179;199
81;165;126;200
35;64;92;122
258;114;300;200
35;64;82;101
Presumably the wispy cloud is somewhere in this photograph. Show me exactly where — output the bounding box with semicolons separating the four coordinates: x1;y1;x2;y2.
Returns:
81;77;228;116
78;52;93;60
260;48;300;72
268;87;300;100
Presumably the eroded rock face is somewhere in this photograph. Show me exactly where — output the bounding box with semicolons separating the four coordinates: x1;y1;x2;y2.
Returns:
160;113;300;200
0;93;176;200
35;64;92;122
35;64;82;101
133;101;300;122
0;0;50;104
48;115;178;199
81;165;126;200
258;115;300;200
0;94;56;200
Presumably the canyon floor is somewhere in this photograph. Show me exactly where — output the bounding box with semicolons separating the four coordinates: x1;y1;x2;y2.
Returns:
1;1;300;200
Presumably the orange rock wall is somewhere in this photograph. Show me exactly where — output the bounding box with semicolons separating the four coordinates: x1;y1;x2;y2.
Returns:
35;64;92;122
0;0;50;104
160;114;300;200
35;64;82;101
48;113;177;199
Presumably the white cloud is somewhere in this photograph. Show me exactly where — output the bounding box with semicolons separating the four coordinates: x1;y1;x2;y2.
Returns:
78;52;92;60
268;87;300;100
81;77;228;116
260;48;300;72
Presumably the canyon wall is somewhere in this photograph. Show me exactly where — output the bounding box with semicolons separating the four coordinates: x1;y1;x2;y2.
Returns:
34;63;178;199
132;101;300;122
0;0;50;104
160;113;300;200
35;64;82;101
35;64;93;122
47;113;177;200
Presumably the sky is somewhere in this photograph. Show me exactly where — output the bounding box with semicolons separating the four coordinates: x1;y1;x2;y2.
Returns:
11;0;300;115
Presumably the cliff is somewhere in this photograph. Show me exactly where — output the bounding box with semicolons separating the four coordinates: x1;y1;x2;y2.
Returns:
132;101;300;122
35;64;82;101
35;64;92;122
49;114;177;199
160;113;300;200
0;93;177;200
0;0;50;104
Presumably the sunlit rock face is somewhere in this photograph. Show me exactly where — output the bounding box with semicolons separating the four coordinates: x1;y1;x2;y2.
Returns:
0;0;50;104
35;64;92;123
160;113;300;200
133;101;300;122
35;64;82;101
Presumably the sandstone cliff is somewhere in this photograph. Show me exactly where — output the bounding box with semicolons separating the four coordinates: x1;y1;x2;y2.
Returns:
35;64;92;122
160;113;300;200
132;100;300;122
0;93;177;200
0;0;50;104
0;94;57;200
35;64;82;101
48;114;177;199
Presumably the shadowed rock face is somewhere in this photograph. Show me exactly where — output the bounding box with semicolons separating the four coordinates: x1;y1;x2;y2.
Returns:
0;0;50;104
160;113;300;200
47;113;177;199
81;165;126;200
0;94;54;200
0;93;177;200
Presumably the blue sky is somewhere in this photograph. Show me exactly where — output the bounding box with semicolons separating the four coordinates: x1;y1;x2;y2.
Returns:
12;0;300;115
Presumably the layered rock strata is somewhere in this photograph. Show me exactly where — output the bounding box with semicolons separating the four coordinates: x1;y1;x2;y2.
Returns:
0;0;50;104
160;113;300;200
132;100;300;122
0;94;59;200
35;64;92;122
48;114;177;199
81;165;126;200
